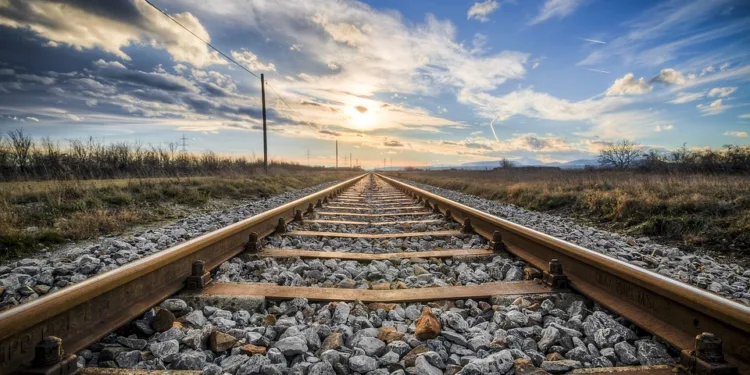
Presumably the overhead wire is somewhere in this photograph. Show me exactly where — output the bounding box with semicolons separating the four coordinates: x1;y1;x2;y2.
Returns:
143;0;302;121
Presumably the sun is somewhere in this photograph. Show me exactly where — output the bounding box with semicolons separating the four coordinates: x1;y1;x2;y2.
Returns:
347;103;378;130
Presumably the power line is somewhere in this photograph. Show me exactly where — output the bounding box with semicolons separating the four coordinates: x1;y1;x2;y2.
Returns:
144;0;302;119
144;0;260;80
180;133;188;152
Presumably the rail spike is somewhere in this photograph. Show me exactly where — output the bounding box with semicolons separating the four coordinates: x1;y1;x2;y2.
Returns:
490;231;506;252
245;232;262;253
186;260;212;291
432;202;440;214
306;202;315;215
276;218;287;234
294;209;304;223
678;332;737;375
543;259;568;289
20;336;78;375
461;218;474;234
315;199;324;208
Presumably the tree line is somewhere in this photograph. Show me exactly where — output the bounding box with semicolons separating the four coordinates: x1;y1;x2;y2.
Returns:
598;140;750;174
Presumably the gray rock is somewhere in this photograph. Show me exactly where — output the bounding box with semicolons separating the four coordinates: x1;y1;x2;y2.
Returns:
235;355;267;375
149;340;179;362
537;326;560;352
309;361;336;375
274;336;308;357
415;355;442;375
171;352;207;370
349;355;378;373
356;337;386;357
115;350;141;368
614;341;639;365
635;340;674;365
540;359;582;373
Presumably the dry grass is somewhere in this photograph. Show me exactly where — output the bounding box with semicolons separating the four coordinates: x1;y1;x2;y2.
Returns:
393;169;750;259
1;170;357;262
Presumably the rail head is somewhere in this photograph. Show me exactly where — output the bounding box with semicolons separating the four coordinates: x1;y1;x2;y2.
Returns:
376;173;750;373
0;173;366;374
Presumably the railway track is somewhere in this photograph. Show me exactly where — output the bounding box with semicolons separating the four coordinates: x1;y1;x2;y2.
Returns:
0;173;748;375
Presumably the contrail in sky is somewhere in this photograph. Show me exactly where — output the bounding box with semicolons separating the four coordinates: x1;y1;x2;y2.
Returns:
489;115;500;142
586;68;610;74
580;37;606;44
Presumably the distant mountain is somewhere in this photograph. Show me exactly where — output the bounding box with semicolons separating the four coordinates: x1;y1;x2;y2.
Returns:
411;157;601;171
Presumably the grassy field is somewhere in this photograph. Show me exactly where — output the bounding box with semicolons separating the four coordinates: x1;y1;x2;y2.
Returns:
1;170;357;262
392;169;750;262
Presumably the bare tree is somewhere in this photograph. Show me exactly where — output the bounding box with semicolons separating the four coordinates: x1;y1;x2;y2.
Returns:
499;157;513;169
598;140;643;169
7;129;33;169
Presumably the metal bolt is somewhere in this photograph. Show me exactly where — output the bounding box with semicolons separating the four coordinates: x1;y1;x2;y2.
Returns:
306;203;315;214
294;209;303;222
276;218;286;234
191;260;205;276
33;336;63;367
695;332;725;363
315;199;323;208
549;259;563;275
432;203;440;214
461;218;473;234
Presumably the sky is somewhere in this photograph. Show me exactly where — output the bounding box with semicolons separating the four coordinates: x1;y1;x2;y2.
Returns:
0;0;748;168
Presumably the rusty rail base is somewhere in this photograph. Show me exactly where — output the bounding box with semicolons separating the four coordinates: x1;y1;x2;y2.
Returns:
377;174;750;374
284;230;463;239
315;211;433;217
257;248;496;260
304;219;444;226
0;174;367;374
195;281;556;302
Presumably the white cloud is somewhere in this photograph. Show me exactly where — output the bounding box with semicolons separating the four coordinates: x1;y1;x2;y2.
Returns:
669;91;704;104
467;0;500;22
578;0;745;67
707;87;736;97
606;73;652;96
581;38;606;44
230;49;276;72
26;117;39;122
696;99;727;115
700;65;715;76
17;74;56;85
0;68;14;75
289;44;303;51
0;0;224;67
530;0;583;25
724;131;747;138
740;113;750;119
654;124;674;132
651;68;686;85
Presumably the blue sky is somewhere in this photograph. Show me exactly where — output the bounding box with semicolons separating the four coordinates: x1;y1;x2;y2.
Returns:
0;0;748;168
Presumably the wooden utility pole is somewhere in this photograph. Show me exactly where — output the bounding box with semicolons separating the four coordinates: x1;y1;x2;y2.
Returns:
261;74;268;172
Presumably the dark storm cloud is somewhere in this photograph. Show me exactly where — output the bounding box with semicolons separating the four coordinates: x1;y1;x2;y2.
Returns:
465;142;492;150
95;60;198;92
320;129;340;136
201;82;233;97
384;140;404;147
130;89;179;105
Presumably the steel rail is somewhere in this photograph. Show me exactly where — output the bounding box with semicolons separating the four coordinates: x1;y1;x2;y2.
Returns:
377;173;750;373
0;174;366;374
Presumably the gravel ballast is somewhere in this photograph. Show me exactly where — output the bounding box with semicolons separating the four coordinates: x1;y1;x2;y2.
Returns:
394;178;750;306
80;296;675;374
0;179;347;310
